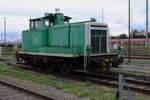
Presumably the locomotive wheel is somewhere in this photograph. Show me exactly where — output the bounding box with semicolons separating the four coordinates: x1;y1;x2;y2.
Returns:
60;63;71;76
101;61;107;71
87;59;110;72
87;60;99;73
112;61;118;68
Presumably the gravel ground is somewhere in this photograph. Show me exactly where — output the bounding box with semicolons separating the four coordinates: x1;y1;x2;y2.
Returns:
118;64;150;74
0;83;43;100
111;64;150;82
121;64;150;68
0;75;90;100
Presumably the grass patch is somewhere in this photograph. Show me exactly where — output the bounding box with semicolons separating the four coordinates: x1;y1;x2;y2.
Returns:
0;63;149;100
0;63;116;100
123;45;150;55
123;59;150;64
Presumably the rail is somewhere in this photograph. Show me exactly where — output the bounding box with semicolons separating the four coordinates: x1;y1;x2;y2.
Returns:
0;78;53;100
122;55;150;59
71;71;150;95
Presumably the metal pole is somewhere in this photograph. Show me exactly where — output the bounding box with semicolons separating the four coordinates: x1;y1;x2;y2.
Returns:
146;0;149;45
1;33;3;41
3;17;6;46
131;10;134;46
119;74;124;100
128;0;131;63
102;7;104;23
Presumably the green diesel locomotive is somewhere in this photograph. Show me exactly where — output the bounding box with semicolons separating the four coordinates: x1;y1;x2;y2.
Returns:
17;12;123;74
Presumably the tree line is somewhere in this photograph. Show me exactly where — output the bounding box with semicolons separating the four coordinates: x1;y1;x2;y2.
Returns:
111;29;150;39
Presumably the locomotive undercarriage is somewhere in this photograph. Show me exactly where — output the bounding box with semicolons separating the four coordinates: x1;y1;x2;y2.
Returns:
16;53;122;76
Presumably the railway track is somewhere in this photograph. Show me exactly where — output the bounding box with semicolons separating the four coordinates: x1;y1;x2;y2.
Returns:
71;71;150;95
122;55;150;59
2;60;150;95
0;77;53;100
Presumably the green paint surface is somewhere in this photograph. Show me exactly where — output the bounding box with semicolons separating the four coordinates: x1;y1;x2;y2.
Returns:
22;22;85;55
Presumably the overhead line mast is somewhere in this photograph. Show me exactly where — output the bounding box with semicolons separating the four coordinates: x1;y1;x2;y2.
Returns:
128;0;131;63
146;0;149;45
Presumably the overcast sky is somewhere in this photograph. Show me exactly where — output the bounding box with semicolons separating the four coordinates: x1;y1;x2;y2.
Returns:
0;0;149;36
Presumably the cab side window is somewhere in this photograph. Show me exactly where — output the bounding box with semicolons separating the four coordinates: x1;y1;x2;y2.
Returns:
30;21;35;29
30;21;40;29
45;19;50;26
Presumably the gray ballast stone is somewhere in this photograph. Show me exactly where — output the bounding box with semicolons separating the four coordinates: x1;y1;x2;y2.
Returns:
0;75;90;100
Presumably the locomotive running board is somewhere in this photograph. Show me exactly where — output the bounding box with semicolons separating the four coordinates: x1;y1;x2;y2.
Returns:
18;51;80;58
